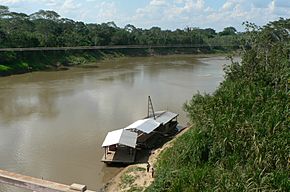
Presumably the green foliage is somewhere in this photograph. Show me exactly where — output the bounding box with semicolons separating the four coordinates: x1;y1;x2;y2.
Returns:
120;174;136;188
0;64;10;71
127;185;144;192
219;26;237;36
66;55;87;65
127;166;146;173
0;5;241;49
147;18;290;192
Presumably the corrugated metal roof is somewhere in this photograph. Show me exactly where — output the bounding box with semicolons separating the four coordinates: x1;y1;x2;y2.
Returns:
153;111;178;124
102;129;137;148
125;119;160;134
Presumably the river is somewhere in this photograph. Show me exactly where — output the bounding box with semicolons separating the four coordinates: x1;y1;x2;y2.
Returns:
0;55;234;191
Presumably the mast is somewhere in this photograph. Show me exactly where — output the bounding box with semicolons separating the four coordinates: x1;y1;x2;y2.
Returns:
147;96;156;119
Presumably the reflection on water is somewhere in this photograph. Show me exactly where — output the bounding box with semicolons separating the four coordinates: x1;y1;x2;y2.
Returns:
0;55;235;191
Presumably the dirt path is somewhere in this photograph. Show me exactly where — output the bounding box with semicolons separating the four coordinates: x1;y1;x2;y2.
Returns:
103;126;191;192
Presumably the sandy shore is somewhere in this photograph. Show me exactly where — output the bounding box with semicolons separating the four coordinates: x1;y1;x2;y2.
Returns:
102;126;191;192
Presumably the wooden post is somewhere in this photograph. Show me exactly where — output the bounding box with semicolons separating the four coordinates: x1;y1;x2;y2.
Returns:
104;147;107;159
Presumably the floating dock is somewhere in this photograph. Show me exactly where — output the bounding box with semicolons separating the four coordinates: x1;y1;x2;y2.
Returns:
101;147;136;164
101;96;179;164
101;129;137;164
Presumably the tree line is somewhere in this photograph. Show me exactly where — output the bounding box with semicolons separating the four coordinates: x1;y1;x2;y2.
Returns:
0;5;240;48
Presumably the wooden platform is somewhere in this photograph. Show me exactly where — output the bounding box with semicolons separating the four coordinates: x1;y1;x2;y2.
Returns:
102;147;136;164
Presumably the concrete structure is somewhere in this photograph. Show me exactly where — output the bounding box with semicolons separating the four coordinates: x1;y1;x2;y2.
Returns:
0;169;95;192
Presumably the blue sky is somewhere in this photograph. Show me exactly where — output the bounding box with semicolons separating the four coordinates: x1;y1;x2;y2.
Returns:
0;0;289;31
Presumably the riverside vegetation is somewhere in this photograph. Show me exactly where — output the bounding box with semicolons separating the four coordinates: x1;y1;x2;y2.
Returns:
146;19;290;191
0;5;241;76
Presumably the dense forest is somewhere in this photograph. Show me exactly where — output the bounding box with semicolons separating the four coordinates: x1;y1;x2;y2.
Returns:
147;18;290;191
0;5;240;47
0;5;241;76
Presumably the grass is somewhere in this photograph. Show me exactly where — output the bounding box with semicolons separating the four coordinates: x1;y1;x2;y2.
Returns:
0;64;11;72
0;62;29;75
118;166;147;191
120;174;136;189
127;185;144;192
146;19;290;191
126;166;146;173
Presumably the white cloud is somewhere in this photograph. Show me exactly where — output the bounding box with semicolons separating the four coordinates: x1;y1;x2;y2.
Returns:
61;0;81;12
222;1;234;11
195;0;204;10
0;0;23;4
131;0;208;29
150;0;167;6
96;2;117;21
192;0;288;31
268;0;275;13
74;1;120;24
0;0;24;3
42;0;58;6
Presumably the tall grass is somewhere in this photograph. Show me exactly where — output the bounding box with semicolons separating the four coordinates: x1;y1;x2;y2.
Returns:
147;19;290;191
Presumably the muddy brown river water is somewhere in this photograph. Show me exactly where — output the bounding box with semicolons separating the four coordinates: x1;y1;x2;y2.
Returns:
0;55;237;191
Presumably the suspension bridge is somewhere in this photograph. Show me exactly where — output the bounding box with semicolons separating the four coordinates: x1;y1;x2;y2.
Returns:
0;44;240;52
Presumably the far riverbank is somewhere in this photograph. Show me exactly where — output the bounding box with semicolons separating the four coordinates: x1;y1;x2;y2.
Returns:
0;48;239;76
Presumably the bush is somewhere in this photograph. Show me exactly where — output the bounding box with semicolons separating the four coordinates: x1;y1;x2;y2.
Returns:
147;19;290;192
0;64;11;72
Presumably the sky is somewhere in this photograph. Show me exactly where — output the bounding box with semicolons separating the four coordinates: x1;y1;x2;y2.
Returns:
0;0;289;31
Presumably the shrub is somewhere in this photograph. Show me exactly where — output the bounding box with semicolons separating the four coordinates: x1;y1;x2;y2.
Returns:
147;18;290;192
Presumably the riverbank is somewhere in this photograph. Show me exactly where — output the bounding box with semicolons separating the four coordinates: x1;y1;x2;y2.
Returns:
145;19;289;191
0;48;238;76
103;125;192;192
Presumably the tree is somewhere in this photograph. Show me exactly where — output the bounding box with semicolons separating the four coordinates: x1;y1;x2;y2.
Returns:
219;26;237;36
0;5;243;48
111;30;130;45
203;28;216;38
30;10;60;21
0;5;9;18
0;26;6;47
